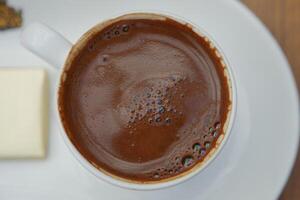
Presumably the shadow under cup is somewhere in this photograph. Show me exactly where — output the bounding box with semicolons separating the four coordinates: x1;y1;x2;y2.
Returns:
57;12;236;190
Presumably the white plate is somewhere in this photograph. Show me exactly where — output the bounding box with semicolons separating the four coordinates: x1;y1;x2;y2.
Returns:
0;0;299;199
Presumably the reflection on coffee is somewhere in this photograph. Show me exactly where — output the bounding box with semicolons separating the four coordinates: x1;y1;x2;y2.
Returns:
59;17;230;182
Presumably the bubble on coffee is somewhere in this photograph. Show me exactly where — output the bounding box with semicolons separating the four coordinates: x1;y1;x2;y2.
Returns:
117;73;189;129
102;24;132;41
182;155;194;167
193;143;201;152
59;18;230;182
214;122;221;129
212;130;218;137
199;148;207;156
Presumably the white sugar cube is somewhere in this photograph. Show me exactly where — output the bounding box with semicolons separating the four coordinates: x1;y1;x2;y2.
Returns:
0;69;48;158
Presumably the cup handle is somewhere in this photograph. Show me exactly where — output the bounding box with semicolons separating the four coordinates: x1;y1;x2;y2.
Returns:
20;22;72;69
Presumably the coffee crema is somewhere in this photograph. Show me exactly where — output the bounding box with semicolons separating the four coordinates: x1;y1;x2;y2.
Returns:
59;17;231;182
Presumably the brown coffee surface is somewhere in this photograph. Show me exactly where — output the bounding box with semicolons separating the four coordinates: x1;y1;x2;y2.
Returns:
59;17;230;182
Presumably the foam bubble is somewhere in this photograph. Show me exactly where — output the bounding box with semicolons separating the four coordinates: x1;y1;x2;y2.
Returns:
182;155;194;167
101;56;108;63
212;131;218;137
165;117;171;124
122;24;129;32
158;106;165;113
214;122;221;129
193;143;201;152
153;172;160;179
199;148;206;156
204;141;211;148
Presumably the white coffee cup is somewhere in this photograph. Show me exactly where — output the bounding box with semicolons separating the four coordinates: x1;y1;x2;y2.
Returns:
20;12;237;190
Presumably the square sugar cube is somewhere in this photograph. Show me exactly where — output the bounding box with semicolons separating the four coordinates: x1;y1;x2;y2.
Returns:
0;69;48;158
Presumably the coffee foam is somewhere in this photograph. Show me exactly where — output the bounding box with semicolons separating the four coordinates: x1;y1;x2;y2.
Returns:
58;14;233;184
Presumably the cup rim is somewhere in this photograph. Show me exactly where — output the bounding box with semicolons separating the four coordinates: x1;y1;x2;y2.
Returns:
56;11;237;190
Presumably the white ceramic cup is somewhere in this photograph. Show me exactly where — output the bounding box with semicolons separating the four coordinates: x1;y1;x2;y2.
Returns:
20;12;237;190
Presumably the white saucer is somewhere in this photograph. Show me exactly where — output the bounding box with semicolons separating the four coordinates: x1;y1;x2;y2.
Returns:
0;0;299;199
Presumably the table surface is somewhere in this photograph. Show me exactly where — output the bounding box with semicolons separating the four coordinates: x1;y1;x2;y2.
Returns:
0;0;298;199
242;0;300;199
